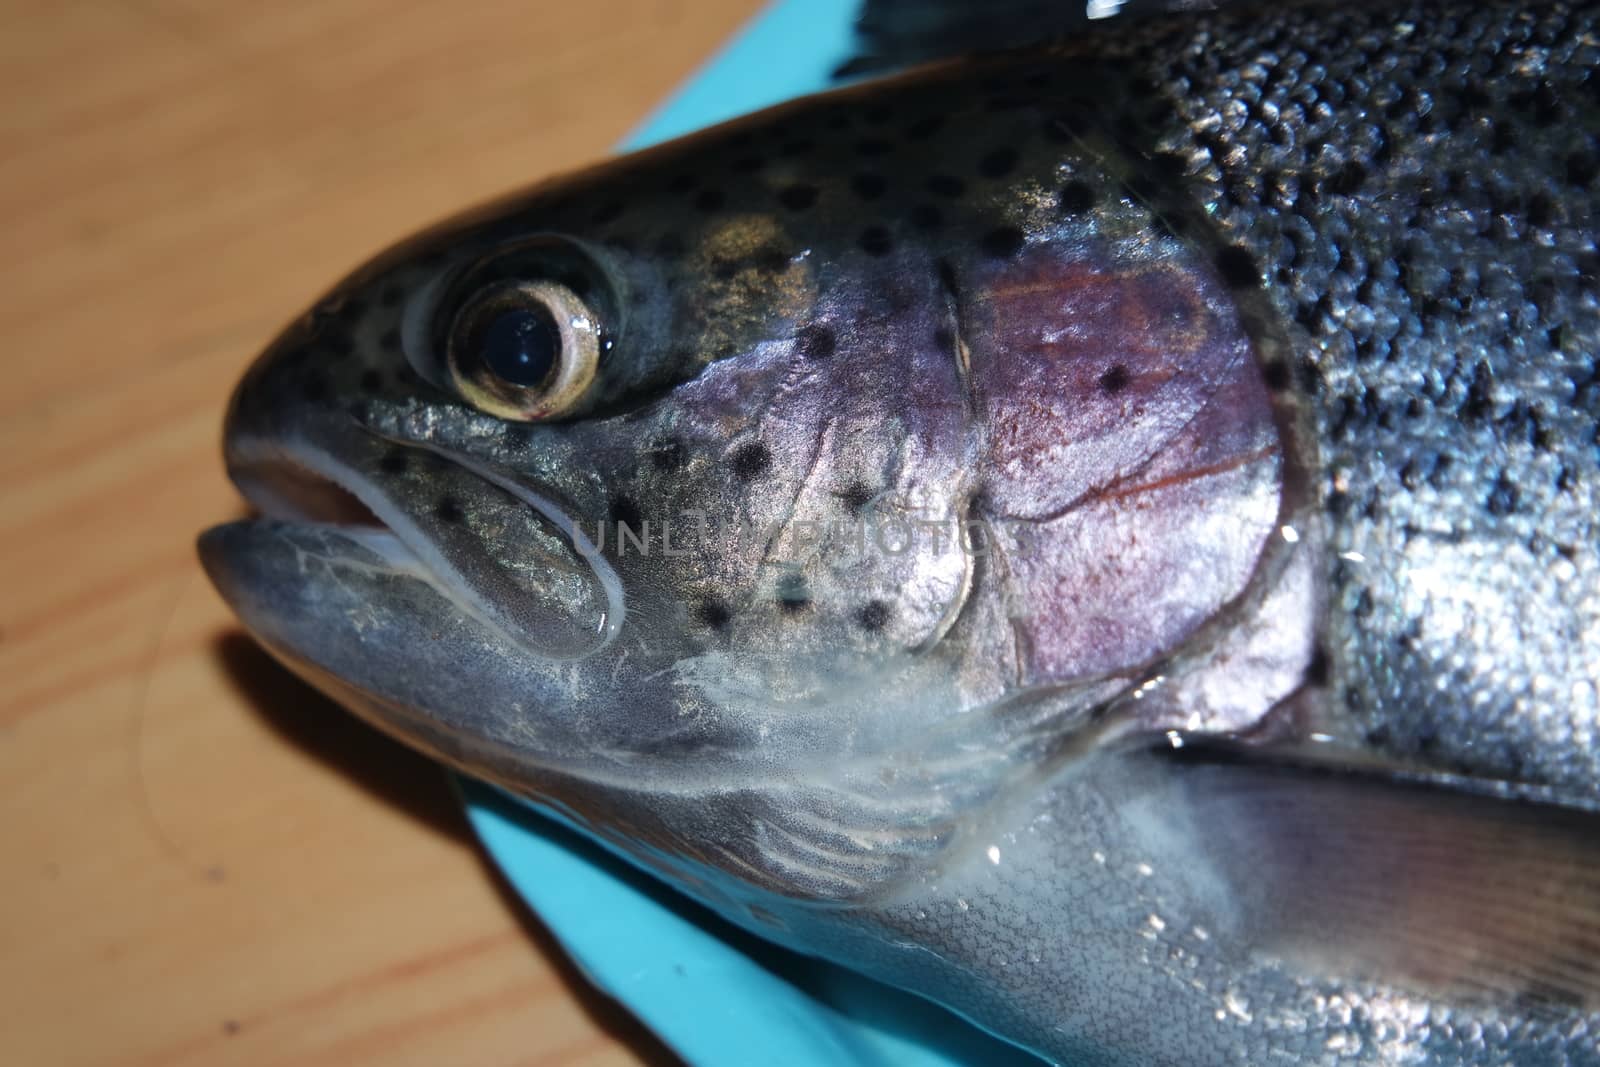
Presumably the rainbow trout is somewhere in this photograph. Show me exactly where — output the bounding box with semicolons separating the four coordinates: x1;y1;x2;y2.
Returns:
201;0;1600;1062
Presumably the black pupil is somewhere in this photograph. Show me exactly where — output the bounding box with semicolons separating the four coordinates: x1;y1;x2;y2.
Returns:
478;303;560;387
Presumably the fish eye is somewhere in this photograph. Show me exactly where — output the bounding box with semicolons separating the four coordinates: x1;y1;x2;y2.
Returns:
446;278;601;421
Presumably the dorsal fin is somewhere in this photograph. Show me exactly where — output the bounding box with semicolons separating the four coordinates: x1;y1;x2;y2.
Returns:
847;0;1250;75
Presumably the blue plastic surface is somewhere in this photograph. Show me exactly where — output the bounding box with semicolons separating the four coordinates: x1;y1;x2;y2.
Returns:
461;3;1043;1064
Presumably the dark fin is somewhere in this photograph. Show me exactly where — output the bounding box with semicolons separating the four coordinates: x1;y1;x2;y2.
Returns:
1143;736;1600;1014
846;0;1248;75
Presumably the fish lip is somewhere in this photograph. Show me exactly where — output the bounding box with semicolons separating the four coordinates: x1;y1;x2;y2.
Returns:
217;432;423;564
206;425;626;658
198;434;452;647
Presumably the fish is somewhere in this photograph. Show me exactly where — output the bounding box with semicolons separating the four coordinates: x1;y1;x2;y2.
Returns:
199;0;1600;1062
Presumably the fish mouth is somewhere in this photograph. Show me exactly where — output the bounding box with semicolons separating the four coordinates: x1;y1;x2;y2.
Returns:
200;429;625;696
207;437;420;570
207;435;476;594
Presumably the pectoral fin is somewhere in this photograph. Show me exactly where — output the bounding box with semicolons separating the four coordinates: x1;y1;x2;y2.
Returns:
1140;738;1600;1014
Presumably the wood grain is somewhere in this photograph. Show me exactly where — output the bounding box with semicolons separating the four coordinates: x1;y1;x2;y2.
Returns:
1;2;762;1063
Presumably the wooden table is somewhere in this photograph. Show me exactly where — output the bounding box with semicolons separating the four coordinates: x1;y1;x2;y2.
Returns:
3;2;762;1062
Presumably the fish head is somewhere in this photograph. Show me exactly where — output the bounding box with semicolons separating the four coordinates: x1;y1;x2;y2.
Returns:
201;69;1305;906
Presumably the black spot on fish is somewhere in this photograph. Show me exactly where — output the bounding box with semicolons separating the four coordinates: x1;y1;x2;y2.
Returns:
909;204;943;231
1059;181;1095;214
795;324;836;361
856;137;893;156
1486;475;1519;517
1455;83;1492;112
777;574;811;613
435;498;465;523
1328;161;1367;196
731;442;772;479
851;172;887;201
1215;246;1260;288
980;226;1025;259
858;226;894;256
320;331;354;359
694;189;726;213
905;115;945;140
611;494;644;531
778;138;816;158
1098;364;1130;394
978;147;1019;178
857;600;892;632
667;174;696;194
778;184;819;211
1463;361;1494;421
379;451;408;475
1523;412;1548;454
1527;193;1557;229
379;328;400;352
697;597;732;630
590;200;625;224
837;480;874;514
927;175;966;198
1524;82;1563;128
650;439;686;472
359;370;382;393
1303;645;1330;687
300;375;327;402
1261;360;1292;392
378;284;404;308
1567;151;1599;188
730;155;765;174
1367;125;1394;167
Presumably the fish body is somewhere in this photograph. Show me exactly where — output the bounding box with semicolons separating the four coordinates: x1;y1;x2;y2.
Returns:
201;1;1600;1063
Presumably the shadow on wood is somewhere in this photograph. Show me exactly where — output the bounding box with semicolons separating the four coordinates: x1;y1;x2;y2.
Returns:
210;629;684;1065
210;631;469;843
